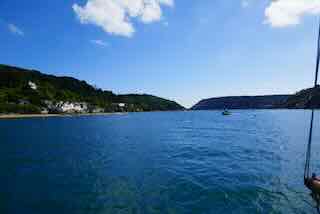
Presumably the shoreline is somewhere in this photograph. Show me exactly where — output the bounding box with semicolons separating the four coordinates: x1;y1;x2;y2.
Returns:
0;112;127;119
0;109;314;119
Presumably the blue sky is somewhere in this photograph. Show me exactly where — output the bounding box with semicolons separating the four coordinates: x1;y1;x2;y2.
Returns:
1;0;320;107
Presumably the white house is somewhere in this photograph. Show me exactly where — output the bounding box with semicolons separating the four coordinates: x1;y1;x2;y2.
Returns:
62;102;87;113
118;103;126;107
56;101;88;113
28;81;37;90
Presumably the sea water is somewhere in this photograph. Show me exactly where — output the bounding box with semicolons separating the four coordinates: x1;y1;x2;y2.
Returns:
1;110;320;214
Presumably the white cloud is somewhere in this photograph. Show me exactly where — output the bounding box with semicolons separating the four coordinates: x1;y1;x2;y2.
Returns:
90;39;109;47
8;24;24;36
73;0;174;37
265;0;320;28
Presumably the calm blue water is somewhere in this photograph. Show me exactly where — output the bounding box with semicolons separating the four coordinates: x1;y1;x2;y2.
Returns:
1;110;320;214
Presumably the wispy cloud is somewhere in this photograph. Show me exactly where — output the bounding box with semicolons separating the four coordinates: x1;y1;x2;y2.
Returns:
8;23;24;36
241;0;249;8
90;39;109;47
73;0;174;37
265;0;320;28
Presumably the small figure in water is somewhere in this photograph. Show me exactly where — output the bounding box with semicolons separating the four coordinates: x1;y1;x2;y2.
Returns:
222;108;231;115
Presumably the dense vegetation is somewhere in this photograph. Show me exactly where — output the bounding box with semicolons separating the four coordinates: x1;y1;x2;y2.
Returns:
0;64;184;114
283;86;320;109
192;86;320;110
191;95;290;110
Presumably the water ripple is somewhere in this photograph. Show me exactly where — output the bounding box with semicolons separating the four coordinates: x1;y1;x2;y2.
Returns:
0;110;318;213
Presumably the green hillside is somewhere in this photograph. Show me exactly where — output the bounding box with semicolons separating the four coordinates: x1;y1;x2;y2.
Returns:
0;64;184;114
283;86;320;109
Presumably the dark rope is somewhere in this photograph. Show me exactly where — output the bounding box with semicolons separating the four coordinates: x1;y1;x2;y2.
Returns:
304;19;320;182
304;19;320;214
305;110;315;181
314;19;320;88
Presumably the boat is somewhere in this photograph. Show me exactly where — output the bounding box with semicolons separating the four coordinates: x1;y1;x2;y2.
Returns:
222;110;231;115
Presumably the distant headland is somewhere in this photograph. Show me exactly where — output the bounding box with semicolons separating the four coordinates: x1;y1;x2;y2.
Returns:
191;87;320;110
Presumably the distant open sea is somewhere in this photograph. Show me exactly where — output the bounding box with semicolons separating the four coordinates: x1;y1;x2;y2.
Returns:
1;110;320;214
